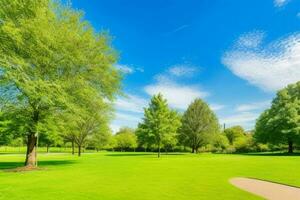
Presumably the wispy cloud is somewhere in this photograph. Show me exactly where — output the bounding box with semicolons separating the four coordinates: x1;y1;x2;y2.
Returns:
114;94;147;113
274;0;289;7
115;64;144;74
168;64;199;77
110;112;142;133
210;104;226;111
171;24;189;33
236;31;265;48
144;74;209;110
220;112;259;129
222;31;300;91
235;100;271;112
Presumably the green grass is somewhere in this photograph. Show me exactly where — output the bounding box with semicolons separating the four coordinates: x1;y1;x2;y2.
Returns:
0;146;96;154
0;152;300;200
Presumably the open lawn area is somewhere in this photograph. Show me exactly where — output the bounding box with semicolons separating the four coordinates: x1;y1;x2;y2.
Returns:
0;153;300;200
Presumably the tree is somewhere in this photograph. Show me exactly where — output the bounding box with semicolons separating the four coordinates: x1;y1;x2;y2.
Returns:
212;133;229;152
179;98;220;153
136;94;181;157
62;96;112;156
255;81;300;153
0;0;121;166
88;130;112;151
224;126;245;145
0;111;12;146
114;127;137;151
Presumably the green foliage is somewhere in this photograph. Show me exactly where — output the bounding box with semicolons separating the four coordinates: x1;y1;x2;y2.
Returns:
136;94;181;157
114;127;137;151
224;126;246;145
179;98;220;153
88;130;113;151
0;111;12;146
212;133;230;152
0;0;121;163
255;81;300;153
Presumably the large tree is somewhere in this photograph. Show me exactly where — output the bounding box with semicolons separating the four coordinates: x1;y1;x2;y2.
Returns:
179;98;219;153
0;0;121;166
136;94;181;157
255;81;300;153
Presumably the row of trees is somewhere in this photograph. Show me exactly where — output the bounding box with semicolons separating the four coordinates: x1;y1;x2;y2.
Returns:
136;94;219;157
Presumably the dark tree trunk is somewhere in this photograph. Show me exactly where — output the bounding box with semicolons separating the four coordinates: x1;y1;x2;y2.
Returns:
288;140;293;153
71;140;75;155
158;144;161;158
25;133;37;167
46;145;49;153
192;147;195;153
78;145;81;156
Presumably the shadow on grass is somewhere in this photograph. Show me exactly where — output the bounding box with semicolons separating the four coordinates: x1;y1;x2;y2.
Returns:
105;153;186;157
238;152;300;156
0;160;76;170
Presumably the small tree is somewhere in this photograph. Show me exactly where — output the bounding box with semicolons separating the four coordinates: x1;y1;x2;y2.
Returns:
89;130;113;151
179;98;220;153
115;127;137;151
255;81;300;153
224;126;245;145
137;94;181;157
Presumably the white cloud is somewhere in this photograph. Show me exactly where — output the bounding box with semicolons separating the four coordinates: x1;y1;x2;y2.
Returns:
235;100;271;112
115;64;134;74
115;94;147;113
115;64;144;74
145;80;209;110
274;0;289;7
210;104;225;111
223;32;300;91
220;112;259;129
110;112;142;133
168;64;198;77
236;31;265;48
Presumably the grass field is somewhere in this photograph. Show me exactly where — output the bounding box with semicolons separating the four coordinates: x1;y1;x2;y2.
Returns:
0;152;300;200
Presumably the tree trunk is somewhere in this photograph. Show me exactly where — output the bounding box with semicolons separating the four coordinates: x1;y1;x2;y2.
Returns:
288;140;293;153
78;145;81;156
158;144;161;158
25;133;37;167
71;140;75;155
192;147;195;153
46;145;49;153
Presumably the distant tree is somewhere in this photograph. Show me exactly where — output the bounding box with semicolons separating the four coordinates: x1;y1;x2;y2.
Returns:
62;97;112;156
0;0;121;166
115;127;137;151
89;129;113;151
179;98;220;153
255;81;300;153
136;94;181;157
212;133;229;152
224;126;245;145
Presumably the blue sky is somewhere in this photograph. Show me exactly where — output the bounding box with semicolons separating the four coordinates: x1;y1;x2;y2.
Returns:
71;0;300;132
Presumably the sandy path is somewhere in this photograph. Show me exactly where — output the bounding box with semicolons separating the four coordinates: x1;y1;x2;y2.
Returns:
230;177;300;200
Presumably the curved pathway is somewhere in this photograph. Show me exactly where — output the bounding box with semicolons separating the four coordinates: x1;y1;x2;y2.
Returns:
230;177;300;200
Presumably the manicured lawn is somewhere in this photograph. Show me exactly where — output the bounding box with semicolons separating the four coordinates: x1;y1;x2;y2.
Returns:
0;152;300;200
